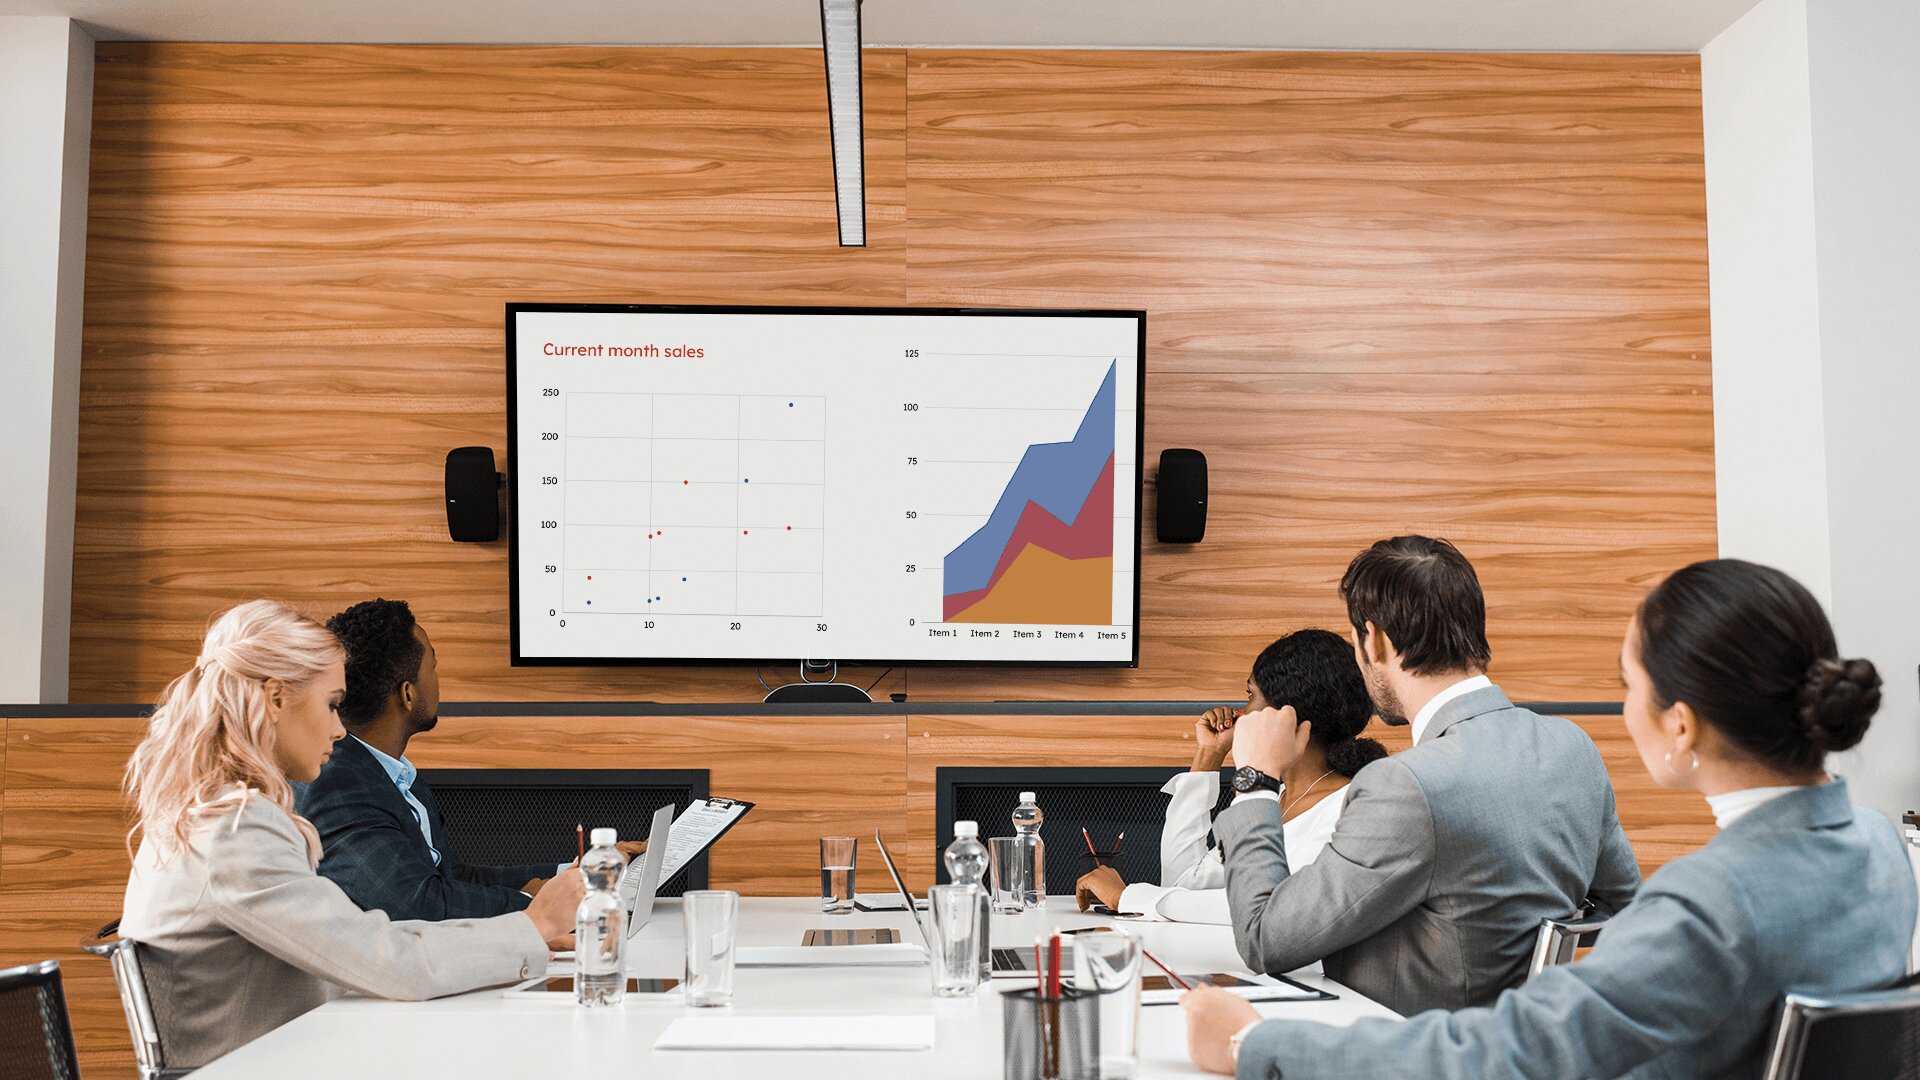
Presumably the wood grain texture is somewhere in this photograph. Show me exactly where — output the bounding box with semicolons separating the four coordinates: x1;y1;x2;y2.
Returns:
68;46;1714;704
902;50;1714;703
71;43;908;704
0;718;145;1080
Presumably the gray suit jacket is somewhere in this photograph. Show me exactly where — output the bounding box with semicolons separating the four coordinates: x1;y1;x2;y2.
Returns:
120;793;549;1068
1216;685;1641;1016
1237;778;1919;1079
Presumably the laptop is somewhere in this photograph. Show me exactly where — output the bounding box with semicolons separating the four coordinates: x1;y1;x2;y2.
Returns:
616;803;675;939
873;830;1069;976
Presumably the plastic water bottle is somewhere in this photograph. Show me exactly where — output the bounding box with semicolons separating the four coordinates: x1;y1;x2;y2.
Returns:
1012;791;1045;906
943;820;992;982
575;827;626;1007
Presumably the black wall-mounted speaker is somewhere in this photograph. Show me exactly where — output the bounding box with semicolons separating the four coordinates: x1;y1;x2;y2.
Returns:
445;447;503;543
1155;448;1208;544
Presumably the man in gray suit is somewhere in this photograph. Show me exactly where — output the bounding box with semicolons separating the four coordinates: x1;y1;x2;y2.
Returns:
1216;535;1640;1016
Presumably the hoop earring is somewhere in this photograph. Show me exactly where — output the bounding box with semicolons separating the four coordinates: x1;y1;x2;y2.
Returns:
1664;749;1699;778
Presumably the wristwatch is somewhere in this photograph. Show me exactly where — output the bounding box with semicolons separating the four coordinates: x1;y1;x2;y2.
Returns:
1230;1022;1253;1066
1232;765;1282;794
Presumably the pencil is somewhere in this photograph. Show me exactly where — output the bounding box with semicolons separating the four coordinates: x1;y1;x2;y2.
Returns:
576;822;584;862
1081;827;1098;856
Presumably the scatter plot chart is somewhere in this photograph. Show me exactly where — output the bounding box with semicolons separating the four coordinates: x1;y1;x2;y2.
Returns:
560;393;825;617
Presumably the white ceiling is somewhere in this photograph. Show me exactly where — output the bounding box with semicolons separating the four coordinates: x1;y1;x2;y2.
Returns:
1;0;1761;53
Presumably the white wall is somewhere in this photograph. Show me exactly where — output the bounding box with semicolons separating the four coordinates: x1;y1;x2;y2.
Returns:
1804;0;1920;819
0;17;92;704
1700;0;1833;607
1704;0;1920;818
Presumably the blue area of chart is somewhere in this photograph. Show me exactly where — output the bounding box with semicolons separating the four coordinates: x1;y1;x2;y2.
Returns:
942;362;1116;596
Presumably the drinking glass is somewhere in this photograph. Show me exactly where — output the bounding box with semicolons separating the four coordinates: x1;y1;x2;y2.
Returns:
682;890;739;1006
1071;929;1143;1079
928;883;984;997
820;836;857;914
989;836;1030;913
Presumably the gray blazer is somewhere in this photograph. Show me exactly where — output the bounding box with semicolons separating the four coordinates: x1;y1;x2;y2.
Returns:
1216;685;1641;1016
119;793;549;1068
1237;778;1919;1079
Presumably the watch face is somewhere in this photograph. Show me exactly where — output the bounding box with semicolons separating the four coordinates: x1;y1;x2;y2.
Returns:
1232;766;1258;792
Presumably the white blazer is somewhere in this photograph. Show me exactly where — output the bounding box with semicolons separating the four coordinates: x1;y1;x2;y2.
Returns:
1116;770;1346;924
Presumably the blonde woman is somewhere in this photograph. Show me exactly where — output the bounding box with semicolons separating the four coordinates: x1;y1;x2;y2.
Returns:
120;600;584;1068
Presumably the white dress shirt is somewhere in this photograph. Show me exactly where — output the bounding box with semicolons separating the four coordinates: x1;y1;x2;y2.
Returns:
1409;674;1493;746
1117;770;1349;924
1705;786;1802;829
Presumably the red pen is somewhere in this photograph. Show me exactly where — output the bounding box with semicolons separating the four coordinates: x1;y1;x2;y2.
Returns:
1047;934;1063;999
1082;827;1098;857
1142;947;1192;990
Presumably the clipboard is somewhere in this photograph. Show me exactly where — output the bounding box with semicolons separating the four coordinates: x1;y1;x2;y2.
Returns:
657;797;754;887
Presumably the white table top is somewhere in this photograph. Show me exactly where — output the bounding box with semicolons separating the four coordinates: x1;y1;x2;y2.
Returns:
189;897;1400;1079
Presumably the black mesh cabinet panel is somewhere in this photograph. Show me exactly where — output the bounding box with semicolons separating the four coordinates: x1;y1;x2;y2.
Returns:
416;770;709;895
934;767;1228;890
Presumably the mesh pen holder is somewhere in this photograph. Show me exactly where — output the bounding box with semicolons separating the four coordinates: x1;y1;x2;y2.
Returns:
1002;986;1101;1080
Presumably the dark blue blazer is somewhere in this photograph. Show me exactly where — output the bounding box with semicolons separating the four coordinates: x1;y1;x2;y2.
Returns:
295;735;555;921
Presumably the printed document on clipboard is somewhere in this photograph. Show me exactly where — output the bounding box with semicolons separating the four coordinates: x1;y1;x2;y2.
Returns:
657;797;753;885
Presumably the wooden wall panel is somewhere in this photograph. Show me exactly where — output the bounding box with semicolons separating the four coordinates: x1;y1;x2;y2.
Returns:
70;46;1714;705
902;50;1714;703
0;718;144;1080
70;43;908;704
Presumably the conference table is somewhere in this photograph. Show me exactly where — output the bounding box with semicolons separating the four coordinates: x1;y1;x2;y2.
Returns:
188;897;1401;1078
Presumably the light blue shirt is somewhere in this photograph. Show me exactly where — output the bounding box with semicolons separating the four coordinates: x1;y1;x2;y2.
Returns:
350;735;439;865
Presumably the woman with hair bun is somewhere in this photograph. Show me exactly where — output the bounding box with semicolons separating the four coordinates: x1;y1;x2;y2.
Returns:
119;601;586;1068
1184;559;1918;1078
1074;628;1384;924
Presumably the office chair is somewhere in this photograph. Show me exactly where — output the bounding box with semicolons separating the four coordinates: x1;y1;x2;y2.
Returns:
0;959;82;1080
1762;974;1920;1080
82;921;195;1079
1528;910;1605;972
1526;913;1609;976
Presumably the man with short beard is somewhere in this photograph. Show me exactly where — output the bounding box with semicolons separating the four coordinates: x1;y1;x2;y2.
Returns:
296;599;638;920
1214;536;1641;1018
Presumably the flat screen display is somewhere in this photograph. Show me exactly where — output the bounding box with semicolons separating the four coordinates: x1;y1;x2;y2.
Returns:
507;304;1144;666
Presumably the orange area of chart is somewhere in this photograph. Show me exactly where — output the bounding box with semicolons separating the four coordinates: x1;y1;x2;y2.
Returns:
947;550;1113;624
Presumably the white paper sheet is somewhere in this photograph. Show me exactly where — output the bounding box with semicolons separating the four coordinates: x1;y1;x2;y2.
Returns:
654;1014;935;1051
734;942;927;967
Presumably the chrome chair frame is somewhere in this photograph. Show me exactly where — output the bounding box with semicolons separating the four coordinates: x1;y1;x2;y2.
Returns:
1527;913;1610;976
1762;980;1920;1080
82;921;193;1079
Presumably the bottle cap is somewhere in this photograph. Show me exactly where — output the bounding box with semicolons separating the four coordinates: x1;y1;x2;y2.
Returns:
590;827;617;847
1019;792;1037;803
954;821;978;838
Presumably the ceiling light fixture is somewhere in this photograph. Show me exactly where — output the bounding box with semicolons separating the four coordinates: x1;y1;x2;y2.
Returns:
820;0;865;247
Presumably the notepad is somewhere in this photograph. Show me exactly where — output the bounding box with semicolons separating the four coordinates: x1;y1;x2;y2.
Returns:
654;1014;935;1051
735;942;927;967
